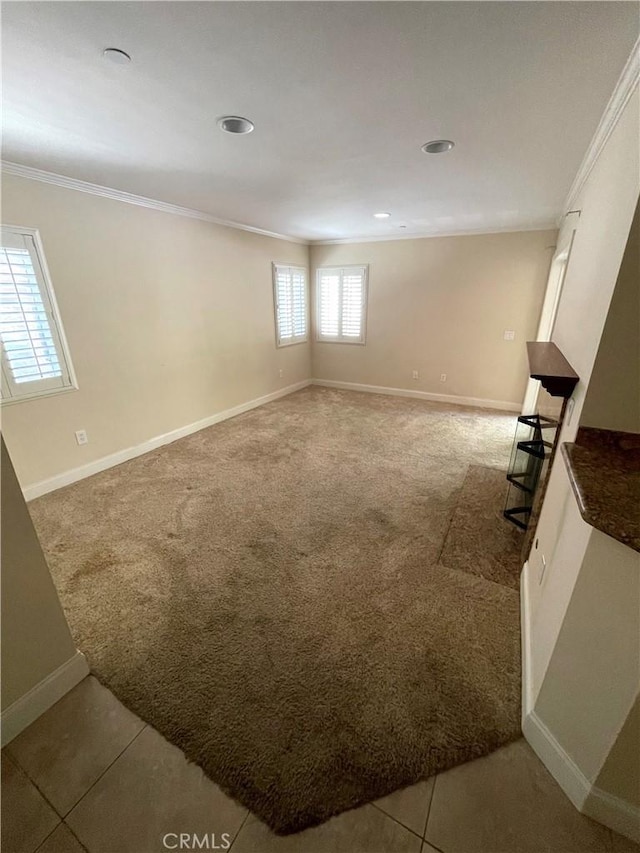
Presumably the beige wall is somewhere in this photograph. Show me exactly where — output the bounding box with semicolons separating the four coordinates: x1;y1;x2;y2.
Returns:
1;175;311;489
528;88;639;651
535;529;640;786
580;201;640;433
593;695;640;808
524;88;640;834
1;174;558;487
310;230;555;406
550;91;640;443
1;437;77;710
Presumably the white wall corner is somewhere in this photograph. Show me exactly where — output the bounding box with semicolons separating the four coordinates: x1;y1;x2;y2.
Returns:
582;783;640;844
1;651;89;746
523;706;640;844
522;701;592;814
521;561;640;844
563;35;640;212
1;161;308;245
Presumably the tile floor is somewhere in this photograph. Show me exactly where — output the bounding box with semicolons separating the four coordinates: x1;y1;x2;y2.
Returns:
2;676;638;853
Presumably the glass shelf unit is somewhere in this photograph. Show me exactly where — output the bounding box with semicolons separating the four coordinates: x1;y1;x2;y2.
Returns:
504;414;558;530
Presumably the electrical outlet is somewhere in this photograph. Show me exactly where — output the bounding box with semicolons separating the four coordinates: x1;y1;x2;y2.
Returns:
539;554;547;584
566;397;575;426
412;370;419;380
278;369;283;378
440;373;447;382
75;429;88;446
504;330;516;341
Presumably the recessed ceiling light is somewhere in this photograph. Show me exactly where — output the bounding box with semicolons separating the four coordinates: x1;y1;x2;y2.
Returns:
422;140;455;154
103;48;131;65
373;212;391;219
218;116;255;135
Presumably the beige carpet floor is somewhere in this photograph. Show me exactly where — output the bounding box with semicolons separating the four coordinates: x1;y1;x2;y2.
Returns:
29;386;523;834
439;464;524;589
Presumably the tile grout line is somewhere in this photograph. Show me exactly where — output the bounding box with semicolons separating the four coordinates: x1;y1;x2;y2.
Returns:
422;777;435;839
33;821;89;853
369;801;427;843
3;750;63;828
63;820;90;852
3;752;75;853
33;822;62;853
63;723;148;820
5;702;147;822
227;808;251;852
422;776;446;853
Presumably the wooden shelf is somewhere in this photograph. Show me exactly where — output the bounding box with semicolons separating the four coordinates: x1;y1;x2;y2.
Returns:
526;341;579;398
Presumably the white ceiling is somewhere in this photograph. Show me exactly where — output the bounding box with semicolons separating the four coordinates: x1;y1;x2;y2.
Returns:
2;2;638;242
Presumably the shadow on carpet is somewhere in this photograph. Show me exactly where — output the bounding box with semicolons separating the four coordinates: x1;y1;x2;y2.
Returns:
28;387;522;834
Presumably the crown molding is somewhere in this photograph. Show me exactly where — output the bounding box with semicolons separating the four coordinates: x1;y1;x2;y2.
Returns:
310;222;558;246
563;35;640;213
0;161;308;245
3;160;557;245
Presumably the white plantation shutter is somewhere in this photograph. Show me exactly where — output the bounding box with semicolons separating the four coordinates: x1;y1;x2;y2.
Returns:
316;266;368;343
341;270;365;339
273;264;308;346
275;266;294;340
318;270;340;338
291;267;306;338
0;227;76;402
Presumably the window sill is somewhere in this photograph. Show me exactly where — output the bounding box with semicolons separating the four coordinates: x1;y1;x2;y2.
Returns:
1;383;79;406
276;338;309;349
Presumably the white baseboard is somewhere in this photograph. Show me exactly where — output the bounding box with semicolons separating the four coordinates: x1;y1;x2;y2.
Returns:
521;563;640;843
311;378;521;412
23;377;518;500
522;705;640;843
1;651;89;746
522;701;592;812
23;380;312;500
584;783;640;844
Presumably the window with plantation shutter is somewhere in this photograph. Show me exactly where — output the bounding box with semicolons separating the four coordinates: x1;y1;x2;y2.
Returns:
316;265;368;344
272;264;308;347
0;226;77;403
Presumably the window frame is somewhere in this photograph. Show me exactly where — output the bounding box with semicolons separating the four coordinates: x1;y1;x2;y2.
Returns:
0;225;78;405
315;264;369;345
272;262;309;348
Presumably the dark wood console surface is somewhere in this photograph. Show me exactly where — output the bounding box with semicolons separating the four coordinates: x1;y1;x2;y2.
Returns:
526;342;579;398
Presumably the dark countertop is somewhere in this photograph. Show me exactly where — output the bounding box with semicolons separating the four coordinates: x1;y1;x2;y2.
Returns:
562;427;640;553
